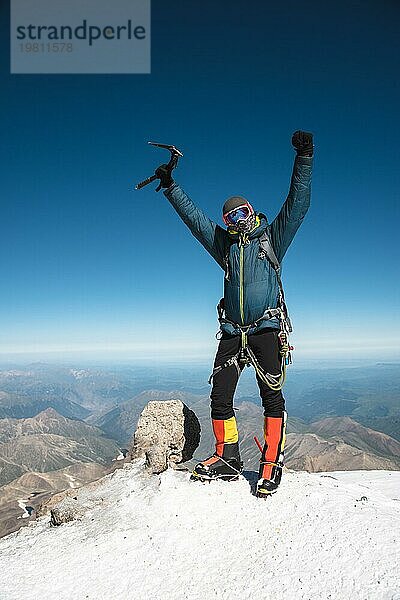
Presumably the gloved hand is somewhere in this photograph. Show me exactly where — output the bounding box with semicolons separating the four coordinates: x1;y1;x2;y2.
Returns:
155;163;174;188
292;131;314;157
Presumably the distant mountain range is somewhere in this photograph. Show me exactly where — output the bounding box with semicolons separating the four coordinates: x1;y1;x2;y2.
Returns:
0;362;398;438
0;388;90;420
282;363;400;441
0;407;119;488
0;407;120;537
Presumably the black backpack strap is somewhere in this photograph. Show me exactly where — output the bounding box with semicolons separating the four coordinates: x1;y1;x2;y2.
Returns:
258;228;281;273
223;234;236;280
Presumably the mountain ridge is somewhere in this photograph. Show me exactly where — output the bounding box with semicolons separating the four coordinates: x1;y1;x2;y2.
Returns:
0;409;119;488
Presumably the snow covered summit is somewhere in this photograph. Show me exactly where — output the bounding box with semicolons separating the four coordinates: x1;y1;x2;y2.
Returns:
0;461;399;600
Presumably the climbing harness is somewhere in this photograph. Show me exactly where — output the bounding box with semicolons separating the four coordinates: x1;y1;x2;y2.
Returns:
208;308;292;390
209;224;294;391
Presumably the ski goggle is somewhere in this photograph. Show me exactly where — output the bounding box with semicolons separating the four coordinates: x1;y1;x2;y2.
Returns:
223;205;252;226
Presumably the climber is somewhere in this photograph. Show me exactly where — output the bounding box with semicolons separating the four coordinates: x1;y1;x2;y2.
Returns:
154;131;313;496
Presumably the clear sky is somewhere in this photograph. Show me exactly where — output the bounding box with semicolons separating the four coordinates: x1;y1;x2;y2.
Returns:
0;0;399;361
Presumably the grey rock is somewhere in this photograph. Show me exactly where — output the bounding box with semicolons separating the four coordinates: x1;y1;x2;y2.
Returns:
130;400;201;474
50;497;84;526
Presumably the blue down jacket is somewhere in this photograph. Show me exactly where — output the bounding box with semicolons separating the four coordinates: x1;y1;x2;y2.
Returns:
164;155;312;335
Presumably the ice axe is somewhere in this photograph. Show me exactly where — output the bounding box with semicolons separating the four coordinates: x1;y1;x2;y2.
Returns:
135;141;184;192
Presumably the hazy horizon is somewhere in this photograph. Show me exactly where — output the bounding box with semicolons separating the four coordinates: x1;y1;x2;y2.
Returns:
0;351;398;371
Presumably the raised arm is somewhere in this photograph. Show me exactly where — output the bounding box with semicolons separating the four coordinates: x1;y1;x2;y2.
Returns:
270;131;313;263
163;182;228;270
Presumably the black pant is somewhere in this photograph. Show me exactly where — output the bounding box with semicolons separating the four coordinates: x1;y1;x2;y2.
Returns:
210;329;285;420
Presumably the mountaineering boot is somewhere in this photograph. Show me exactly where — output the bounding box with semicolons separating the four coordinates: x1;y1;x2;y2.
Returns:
256;411;287;498
191;442;242;481
257;462;283;496
191;417;243;482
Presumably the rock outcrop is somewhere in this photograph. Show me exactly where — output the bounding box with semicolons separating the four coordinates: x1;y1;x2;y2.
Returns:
50;496;85;526
130;400;201;473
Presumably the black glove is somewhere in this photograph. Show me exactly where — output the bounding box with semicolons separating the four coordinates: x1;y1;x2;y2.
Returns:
155;163;174;188
292;130;314;157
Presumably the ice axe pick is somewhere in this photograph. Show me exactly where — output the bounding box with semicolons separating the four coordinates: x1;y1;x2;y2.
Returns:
135;141;184;192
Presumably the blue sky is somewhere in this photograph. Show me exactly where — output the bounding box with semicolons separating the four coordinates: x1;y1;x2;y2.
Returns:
0;0;399;361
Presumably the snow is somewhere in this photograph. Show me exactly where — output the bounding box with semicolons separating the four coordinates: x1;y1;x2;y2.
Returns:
0;370;33;378
65;474;77;489
16;499;31;519
0;462;399;600
69;369;90;379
